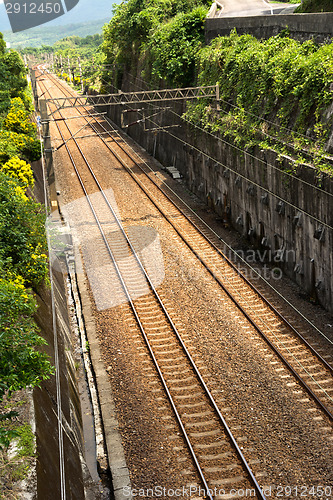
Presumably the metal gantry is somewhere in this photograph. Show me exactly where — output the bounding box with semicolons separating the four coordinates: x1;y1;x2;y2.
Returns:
45;84;220;110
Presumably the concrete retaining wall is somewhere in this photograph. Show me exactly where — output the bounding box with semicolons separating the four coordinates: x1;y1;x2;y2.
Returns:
32;160;86;500
106;97;333;314
205;13;333;44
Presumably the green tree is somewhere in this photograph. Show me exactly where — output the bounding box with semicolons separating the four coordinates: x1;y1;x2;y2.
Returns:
1;51;27;101
0;172;48;289
146;6;206;86
0;272;53;449
0;274;52;400
0;34;6;56
0;38;29;115
101;0;209;88
0;39;52;452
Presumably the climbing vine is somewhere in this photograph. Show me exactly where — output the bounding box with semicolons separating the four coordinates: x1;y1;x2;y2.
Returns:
184;31;333;172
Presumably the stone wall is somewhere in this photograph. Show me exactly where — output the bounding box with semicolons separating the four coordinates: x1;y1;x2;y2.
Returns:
205;13;333;44
106;98;333;314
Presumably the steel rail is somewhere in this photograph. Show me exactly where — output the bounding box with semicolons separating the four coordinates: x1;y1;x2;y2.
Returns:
91;120;333;421
36;69;267;500
40;70;333;372
94;113;333;373
83;123;333;421
37;70;333;421
95;124;333;368
46;70;333;349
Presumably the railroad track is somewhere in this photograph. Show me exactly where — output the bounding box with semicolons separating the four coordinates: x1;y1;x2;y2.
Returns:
35;67;270;498
35;67;333;424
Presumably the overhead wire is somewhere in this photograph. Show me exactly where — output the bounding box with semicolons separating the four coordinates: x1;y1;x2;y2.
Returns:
101;115;333;395
124;71;333;201
125;69;332;144
129;106;333;230
41;66;333;227
41;66;333;342
37;112;67;500
175;104;333;179
197;104;330;163
50;64;333;415
89;67;333;341
103;112;333;346
56;61;333;365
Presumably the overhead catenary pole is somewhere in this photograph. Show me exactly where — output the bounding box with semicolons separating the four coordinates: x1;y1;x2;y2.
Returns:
67;55;72;84
78;57;84;93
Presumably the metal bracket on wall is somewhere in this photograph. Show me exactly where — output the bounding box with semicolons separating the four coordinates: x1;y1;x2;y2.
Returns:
293;211;302;227
314;225;325;242
236;214;243;226
276;201;285;215
120;106;180;132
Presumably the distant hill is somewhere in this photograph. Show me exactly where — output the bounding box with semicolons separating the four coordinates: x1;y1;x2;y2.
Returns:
3;18;110;48
0;0;121;33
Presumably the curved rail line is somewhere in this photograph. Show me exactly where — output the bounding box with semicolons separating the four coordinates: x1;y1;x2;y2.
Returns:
36;66;268;499
36;67;333;422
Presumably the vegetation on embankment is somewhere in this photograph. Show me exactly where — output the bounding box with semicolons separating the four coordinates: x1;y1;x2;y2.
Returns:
101;0;210;89
21;0;333;171
99;0;333;172
295;0;333;12
0;32;53;461
20;33;104;91
185;31;333;171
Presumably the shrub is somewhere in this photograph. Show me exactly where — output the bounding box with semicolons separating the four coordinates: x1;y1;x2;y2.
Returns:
0;131;40;165
1;156;34;190
102;0;209;83
0;274;52;399
295;0;333;12
146;6;206;86
23;138;41;162
1;96;41;163
0;172;48;289
0;42;52;453
4;97;37;137
0;272;53;449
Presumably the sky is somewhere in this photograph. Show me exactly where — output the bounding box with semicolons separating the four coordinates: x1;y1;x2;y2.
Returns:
1;0;120;33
